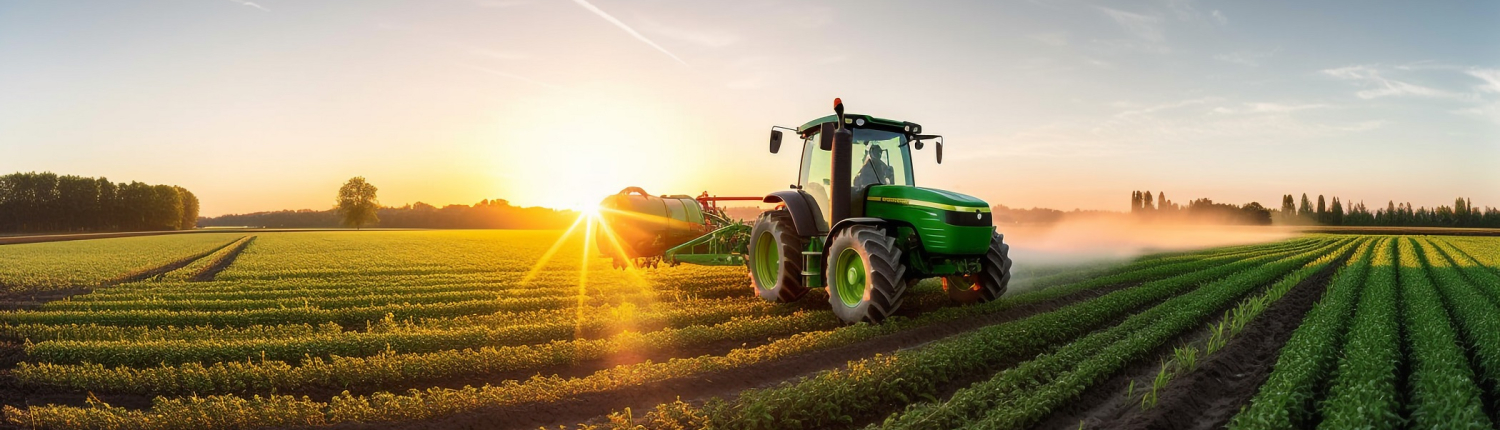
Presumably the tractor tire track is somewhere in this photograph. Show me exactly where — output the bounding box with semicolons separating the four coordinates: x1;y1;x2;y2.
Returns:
190;236;256;282
0;236;246;312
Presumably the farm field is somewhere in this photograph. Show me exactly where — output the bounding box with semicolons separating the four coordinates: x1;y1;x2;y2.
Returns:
1;230;1499;429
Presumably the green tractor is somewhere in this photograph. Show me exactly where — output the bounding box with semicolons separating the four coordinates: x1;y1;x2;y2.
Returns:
750;98;1012;324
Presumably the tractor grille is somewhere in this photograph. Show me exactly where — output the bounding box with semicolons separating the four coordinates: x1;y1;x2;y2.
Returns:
945;210;992;227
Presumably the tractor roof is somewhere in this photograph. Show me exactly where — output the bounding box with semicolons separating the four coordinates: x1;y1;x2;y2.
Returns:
796;114;913;135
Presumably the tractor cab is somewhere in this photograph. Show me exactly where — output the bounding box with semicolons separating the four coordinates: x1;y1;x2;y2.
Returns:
752;99;1012;324
791;115;917;229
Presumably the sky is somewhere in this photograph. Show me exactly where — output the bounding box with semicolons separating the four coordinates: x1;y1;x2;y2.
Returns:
1;0;1497;217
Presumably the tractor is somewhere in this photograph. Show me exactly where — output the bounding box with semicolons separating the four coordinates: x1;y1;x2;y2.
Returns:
597;98;1011;324
748;98;1012;324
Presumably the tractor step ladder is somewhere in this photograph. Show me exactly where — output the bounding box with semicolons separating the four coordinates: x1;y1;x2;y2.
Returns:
801;239;824;288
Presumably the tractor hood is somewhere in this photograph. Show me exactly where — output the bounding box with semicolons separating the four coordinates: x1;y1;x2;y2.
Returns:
866;186;990;213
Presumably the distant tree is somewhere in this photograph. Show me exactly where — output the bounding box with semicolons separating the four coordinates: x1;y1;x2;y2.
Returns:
1299;194;1312;221
1143;190;1155;211
1330;197;1344;226
1158;192;1168;211
337;177;380;229
1131;191;1141;213
177;186;199;229
1280;195;1297;223
1316;195;1327;224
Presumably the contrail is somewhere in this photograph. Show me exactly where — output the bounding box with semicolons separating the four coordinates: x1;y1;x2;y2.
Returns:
227;0;269;11
570;0;687;65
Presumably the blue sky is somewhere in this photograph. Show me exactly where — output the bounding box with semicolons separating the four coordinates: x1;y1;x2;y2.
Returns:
1;0;1496;215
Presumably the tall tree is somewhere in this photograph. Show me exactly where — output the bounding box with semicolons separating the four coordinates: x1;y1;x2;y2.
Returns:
1299;193;1313;220
1330;197;1344;225
1143;190;1155;211
177;186;199;230
337;177;380;229
1316;195;1327;224
1280;195;1296;222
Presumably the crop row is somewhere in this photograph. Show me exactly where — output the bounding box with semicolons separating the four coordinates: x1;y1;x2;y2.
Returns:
1316;238;1401;428
1418;238;1500;422
16;310;841;396
0;233;244;292
1;299;512;328
73;265;749;301
5;284;751;329
42;289;504;312
157;236;256;282
1010;238;1318;292
2;239;1327;429
1394;238;1490;428
22;295;789;366
870;239;1356;430
211;231;616;281
1229;238;1383;429
2;297;773;344
1135;238;1375;414
699;239;1347;429
1429;239;1500;304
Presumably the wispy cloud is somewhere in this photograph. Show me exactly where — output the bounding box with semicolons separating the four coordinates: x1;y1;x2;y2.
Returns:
1323;65;1464;99
636;17;740;48
227;0;268;12
1212;102;1329;114
1211;10;1228;25
1468;69;1500;93
1213;48;1279;66
1098;7;1163;42
570;0;687;65
1114;97;1218;118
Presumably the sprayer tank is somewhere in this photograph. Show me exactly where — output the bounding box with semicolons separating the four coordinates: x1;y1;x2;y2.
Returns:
596;187;707;259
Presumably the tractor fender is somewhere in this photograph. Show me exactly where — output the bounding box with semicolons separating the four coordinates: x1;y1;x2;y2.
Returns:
763;190;827;237
828;217;890;243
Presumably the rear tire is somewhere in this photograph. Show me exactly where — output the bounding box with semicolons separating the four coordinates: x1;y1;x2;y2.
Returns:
826;225;907;324
943;233;1012;304
747;211;808;302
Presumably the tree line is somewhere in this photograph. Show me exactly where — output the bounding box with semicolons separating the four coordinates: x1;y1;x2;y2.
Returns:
1130;190;1272;225
198;199;575;229
1277;193;1500;227
0;172;199;233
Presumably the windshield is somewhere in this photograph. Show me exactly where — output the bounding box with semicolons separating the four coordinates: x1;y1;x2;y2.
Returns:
850;128;914;190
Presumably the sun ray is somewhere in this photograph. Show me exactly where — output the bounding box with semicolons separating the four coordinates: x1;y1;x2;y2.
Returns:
574;214;596;339
519;212;587;285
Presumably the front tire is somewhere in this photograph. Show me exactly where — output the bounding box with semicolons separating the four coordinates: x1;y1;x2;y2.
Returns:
747;211;808;302
942;233;1012;304
827;225;907;324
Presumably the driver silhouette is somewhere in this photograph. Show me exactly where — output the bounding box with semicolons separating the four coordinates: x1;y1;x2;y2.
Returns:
853;143;894;189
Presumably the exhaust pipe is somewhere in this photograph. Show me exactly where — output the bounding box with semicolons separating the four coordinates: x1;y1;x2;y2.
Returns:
830;98;853;226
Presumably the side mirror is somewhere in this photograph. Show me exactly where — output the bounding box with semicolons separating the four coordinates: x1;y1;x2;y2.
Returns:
769;130;783;154
936;141;944;164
